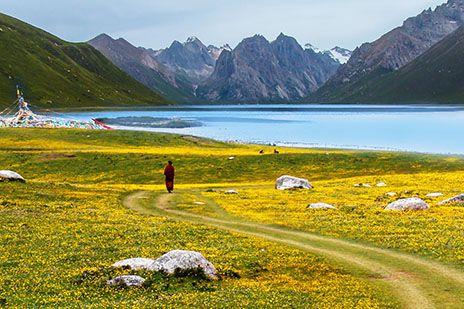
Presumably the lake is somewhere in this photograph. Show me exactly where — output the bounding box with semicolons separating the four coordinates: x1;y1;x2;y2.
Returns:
63;104;464;154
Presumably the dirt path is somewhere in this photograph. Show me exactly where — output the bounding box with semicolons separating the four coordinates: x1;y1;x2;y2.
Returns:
124;190;464;309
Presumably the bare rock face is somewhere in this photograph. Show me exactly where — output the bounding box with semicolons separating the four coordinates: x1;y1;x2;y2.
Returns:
0;170;25;182
437;194;464;205
385;198;430;211
107;275;145;287
197;33;340;102
147;250;218;278
112;258;156;270
308;203;336;210
152;36;230;82
276;175;312;190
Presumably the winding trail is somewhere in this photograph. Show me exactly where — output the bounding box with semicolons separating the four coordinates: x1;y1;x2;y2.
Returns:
124;190;464;309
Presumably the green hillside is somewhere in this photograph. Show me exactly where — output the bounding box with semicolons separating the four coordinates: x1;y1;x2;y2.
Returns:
0;13;171;108
306;26;464;104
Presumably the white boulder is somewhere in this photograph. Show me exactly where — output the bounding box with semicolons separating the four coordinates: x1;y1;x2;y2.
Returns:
112;258;156;270
437;194;464;205
224;190;238;194
376;182;387;187
276;175;312;190
147;250;217;278
107;275;145;287
385;192;397;197
426;193;444;197
362;184;372;188
0;170;25;182
385;198;430;211
308;203;336;210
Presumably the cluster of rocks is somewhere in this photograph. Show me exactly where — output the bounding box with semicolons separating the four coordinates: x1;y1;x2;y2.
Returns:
108;250;217;288
275;175;464;212
0;170;25;182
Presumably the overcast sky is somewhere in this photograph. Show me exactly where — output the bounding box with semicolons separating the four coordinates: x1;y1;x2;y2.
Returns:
1;0;446;51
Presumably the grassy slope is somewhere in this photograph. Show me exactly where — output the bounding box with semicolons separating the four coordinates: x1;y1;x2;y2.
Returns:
349;25;464;104
0;13;170;108
307;26;464;104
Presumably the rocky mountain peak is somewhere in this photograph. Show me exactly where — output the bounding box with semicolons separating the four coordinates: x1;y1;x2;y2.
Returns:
273;33;302;48
197;33;340;102
186;36;200;43
168;40;183;50
91;33;113;43
152;36;224;82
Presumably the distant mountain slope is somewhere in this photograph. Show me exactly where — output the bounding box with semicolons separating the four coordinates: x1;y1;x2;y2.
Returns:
309;0;464;103
0;13;170;108
89;34;202;104
196;33;340;103
329;25;464;103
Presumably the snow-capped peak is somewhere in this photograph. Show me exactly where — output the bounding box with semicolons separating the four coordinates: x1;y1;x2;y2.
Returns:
328;46;352;64
304;43;352;64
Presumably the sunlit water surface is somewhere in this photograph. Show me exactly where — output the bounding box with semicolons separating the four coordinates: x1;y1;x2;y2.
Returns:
62;104;464;154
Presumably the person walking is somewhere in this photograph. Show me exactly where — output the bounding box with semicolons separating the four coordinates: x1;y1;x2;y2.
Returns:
164;161;175;193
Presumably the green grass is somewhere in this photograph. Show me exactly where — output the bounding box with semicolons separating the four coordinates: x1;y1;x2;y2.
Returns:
1;128;464;186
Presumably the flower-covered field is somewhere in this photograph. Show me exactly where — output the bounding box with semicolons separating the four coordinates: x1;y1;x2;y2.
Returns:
203;172;464;266
0;181;392;307
2;128;464;307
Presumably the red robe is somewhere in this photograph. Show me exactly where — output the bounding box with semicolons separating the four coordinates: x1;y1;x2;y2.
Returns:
164;164;175;190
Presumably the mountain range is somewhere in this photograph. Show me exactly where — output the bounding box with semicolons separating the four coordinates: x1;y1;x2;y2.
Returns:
196;34;341;102
307;0;464;103
89;34;348;103
3;0;464;107
0;13;169;108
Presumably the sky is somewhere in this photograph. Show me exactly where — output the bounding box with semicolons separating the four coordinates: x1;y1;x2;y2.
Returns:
1;0;447;51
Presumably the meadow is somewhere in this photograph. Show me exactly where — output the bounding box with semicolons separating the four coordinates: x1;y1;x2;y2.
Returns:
1;128;464;307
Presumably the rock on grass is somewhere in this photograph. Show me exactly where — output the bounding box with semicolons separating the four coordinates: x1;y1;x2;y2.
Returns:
147;250;218;278
437;194;464;205
112;257;155;270
385;198;430;211
308;203;336;210
0;170;25;182
276;175;312;190
107;275;145;287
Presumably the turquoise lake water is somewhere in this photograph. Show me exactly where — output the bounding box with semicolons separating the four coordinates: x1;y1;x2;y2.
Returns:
65;104;464;154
